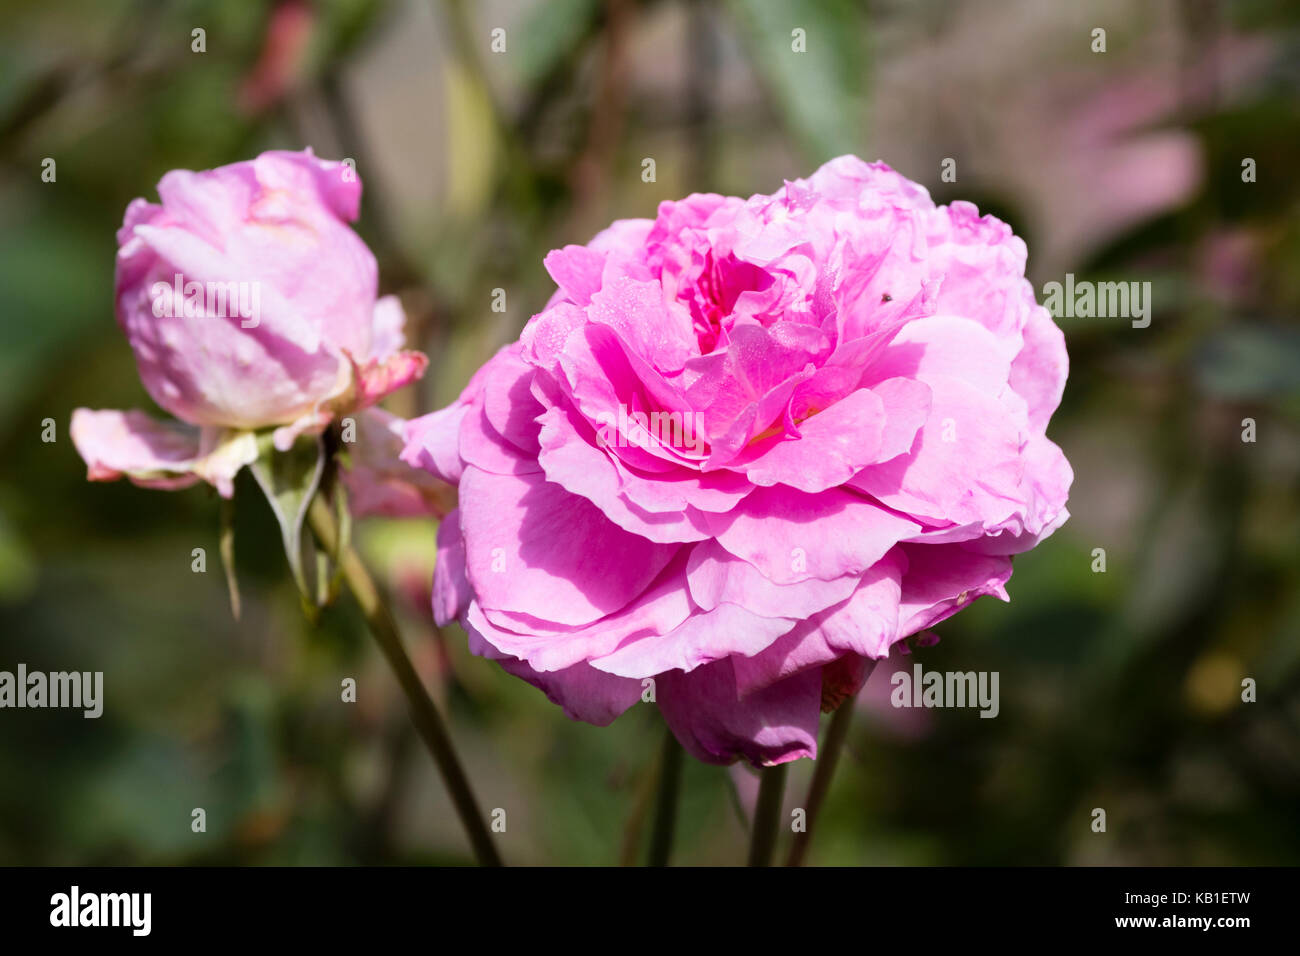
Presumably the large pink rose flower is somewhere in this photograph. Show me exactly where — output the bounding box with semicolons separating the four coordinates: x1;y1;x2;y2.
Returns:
403;157;1071;766
72;149;426;496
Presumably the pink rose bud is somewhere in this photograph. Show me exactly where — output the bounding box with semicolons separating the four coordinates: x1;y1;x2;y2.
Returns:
403;157;1073;767
73;149;427;496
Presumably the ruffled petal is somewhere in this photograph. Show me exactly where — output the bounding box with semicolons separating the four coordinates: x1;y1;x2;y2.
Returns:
465;614;643;725
458;465;680;627
703;485;920;584
896;543;1013;637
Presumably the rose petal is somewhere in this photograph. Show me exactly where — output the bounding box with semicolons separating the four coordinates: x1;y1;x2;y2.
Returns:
704;485;920;584
657;661;822;766
459;465;679;627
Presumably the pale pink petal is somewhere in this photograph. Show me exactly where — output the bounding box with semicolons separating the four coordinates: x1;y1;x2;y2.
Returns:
369;294;407;360
71;408;202;490
70;408;257;499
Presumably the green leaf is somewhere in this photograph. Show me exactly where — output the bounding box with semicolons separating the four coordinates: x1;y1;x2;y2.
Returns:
726;0;869;162
219;495;241;621
249;435;327;613
515;0;601;89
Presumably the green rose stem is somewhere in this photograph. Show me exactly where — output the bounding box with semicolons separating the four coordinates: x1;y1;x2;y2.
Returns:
646;727;684;866
747;762;789;866
306;496;503;867
785;699;855;867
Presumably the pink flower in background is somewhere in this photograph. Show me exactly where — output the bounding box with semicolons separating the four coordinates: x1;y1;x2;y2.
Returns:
404;157;1071;766
342;408;454;518
72;149;427;496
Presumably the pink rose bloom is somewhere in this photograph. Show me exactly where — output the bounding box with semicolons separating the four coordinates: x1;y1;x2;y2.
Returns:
72;149;426;496
403;157;1071;766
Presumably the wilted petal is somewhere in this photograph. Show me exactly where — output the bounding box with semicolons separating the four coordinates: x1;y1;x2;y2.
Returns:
71;408;257;498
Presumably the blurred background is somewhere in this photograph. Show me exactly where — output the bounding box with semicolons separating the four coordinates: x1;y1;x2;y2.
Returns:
1;0;1297;865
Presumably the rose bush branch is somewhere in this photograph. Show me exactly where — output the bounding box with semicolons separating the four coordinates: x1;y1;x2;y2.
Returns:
786;695;859;867
307;495;502;867
69;151;497;861
748;763;789;867
645;726;684;866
